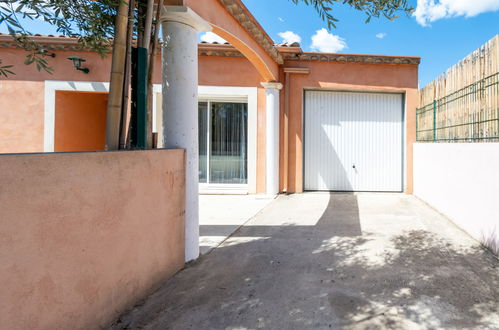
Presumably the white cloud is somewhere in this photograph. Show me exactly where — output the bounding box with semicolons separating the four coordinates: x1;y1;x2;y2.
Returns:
278;17;285;22
376;32;387;39
310;28;347;53
415;0;499;26
278;31;302;44
199;32;226;44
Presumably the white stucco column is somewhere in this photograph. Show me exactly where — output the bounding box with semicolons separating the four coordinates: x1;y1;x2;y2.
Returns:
261;82;283;196
161;6;211;262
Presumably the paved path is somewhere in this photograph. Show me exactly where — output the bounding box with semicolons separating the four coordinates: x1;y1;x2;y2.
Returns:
199;195;275;254
111;193;499;330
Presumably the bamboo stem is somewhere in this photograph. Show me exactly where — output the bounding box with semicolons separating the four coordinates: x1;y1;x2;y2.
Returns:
106;0;130;150
146;0;164;148
143;0;154;49
119;0;136;150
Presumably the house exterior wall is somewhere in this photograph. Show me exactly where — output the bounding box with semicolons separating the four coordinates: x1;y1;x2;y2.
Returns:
199;56;267;193
0;47;418;194
413;143;499;255
0;80;44;153
54;91;108;152
0;149;186;329
282;60;419;193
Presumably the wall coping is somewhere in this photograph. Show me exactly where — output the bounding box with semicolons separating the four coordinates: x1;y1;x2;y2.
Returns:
0;34;420;66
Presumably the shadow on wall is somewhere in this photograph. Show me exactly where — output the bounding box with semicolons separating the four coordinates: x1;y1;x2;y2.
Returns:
109;193;499;329
314;126;353;192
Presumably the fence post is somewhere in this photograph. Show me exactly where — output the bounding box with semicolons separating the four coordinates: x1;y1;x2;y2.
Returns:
415;109;419;142
433;99;437;142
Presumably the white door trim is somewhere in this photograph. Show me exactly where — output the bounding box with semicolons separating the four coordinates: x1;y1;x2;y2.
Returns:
45;82;257;193
44;80;109;152
153;84;258;194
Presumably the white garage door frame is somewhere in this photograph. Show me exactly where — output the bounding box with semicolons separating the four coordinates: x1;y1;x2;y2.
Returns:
302;89;407;192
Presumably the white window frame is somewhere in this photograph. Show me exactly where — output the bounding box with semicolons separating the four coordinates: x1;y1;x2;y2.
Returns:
153;85;258;194
45;82;257;194
44;80;109;152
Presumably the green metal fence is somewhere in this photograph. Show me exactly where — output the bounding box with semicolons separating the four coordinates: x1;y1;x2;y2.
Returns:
416;72;499;142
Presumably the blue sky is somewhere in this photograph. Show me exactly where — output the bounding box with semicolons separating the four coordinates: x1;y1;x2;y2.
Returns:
235;0;499;86
2;0;498;86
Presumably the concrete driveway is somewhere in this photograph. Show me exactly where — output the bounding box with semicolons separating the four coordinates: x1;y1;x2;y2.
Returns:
199;195;275;254
111;193;499;329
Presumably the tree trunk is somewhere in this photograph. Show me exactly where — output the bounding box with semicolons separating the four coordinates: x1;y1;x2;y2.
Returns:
143;0;154;49
119;0;136;149
106;0;130;150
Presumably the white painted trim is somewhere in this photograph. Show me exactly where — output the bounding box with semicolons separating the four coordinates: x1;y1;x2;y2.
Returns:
403;92;408;193
153;84;258;194
44;80;109;152
199;184;248;195
261;85;280;195
153;84;162;134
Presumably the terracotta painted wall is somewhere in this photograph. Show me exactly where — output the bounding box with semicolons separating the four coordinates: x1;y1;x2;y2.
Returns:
0;80;44;153
0;48;165;84
0;47;418;194
0;149;185;329
55;91;108;152
199;55;267;193
0;50;268;193
0;48;112;82
282;61;419;194
199;56;261;87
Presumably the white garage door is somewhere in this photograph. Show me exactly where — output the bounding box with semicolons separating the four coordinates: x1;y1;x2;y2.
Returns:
304;91;403;192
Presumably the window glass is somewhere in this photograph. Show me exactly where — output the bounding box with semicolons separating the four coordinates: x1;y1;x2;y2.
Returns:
198;102;208;183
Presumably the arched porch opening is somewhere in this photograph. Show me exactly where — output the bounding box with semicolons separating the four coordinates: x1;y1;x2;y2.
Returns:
209;25;276;82
160;2;282;262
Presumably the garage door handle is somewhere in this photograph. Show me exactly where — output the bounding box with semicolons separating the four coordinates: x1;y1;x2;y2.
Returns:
352;165;356;169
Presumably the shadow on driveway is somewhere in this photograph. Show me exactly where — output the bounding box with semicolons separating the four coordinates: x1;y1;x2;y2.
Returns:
110;193;499;330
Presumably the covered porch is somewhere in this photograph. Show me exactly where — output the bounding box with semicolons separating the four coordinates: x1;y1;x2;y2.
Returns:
159;0;284;262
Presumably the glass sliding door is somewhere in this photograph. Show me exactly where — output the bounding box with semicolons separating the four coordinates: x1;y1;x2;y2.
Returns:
198;102;208;183
198;101;248;185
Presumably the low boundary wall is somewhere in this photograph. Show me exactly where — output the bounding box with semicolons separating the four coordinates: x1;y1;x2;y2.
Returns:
414;143;499;255
0;149;185;329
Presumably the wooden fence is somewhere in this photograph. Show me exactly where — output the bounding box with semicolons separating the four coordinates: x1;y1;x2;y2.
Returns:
417;34;499;142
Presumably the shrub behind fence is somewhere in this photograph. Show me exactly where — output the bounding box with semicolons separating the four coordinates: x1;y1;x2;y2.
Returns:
417;35;499;142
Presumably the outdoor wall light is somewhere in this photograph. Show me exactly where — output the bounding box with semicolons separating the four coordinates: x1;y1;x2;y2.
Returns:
40;49;56;58
67;56;90;74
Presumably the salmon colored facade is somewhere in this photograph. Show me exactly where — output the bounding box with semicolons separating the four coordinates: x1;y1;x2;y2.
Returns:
280;56;419;193
0;37;419;194
55;91;108;152
0;0;419;195
0;44;418;193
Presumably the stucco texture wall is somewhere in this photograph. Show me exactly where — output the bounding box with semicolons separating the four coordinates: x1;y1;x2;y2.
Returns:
0;149;186;329
282;61;419;193
0;49;269;193
55;91;108;152
199;55;267;193
1;47;418;195
413;143;499;255
0;80;44;153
